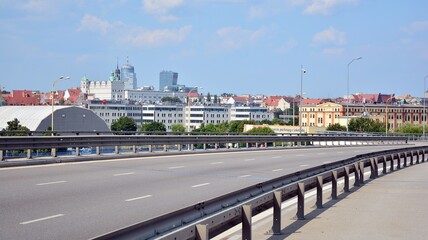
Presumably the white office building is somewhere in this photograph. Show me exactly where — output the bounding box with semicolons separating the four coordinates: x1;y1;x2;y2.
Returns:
230;106;273;122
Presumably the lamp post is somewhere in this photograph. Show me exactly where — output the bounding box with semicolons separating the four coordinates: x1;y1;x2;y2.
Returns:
346;57;362;132
423;75;428;140
187;87;202;133
51;76;70;135
299;65;306;135
385;96;394;136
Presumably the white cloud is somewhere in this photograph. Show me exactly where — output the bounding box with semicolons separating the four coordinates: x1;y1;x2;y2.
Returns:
216;26;267;48
122;25;192;47
313;27;346;45
77;14;117;34
142;0;183;21
304;0;356;15
401;20;428;34
277;38;298;54
248;6;265;19
18;0;58;13
322;47;344;55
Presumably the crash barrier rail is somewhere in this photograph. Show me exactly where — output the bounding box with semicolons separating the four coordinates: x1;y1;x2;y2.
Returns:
0;135;407;161
94;146;428;240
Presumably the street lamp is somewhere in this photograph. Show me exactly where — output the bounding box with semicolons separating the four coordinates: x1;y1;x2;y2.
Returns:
187;87;202;132
51;76;70;135
299;65;306;135
346;57;362;132
423;75;428;140
385;95;394;136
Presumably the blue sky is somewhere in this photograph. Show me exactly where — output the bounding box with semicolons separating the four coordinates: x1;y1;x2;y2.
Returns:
1;0;427;98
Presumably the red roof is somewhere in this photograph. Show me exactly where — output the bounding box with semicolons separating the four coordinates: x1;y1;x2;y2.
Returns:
232;96;252;102
66;88;82;103
302;98;323;105
2;90;40;106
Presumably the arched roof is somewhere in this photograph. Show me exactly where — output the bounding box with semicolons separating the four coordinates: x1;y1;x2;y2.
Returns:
0;106;110;133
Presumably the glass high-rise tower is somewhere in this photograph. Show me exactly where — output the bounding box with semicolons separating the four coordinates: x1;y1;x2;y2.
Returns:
121;57;137;90
159;71;178;91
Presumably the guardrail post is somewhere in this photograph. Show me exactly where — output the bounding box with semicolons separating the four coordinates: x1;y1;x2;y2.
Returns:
404;153;408;167
272;191;282;235
191;144;195;151
382;156;387;174
255;142;259;148
163;145;167;152
331;170;338;199
370;158;377;179
51;148;57;157
132;145;136;153
416;151;420;164
76;147;80;156
203;144;207;150
422;151;426;162
410;152;414;165
115;146;119;154
396;154;401;169
96;146;100;155
265;142;268;148
26;149;32;159
344;166;350;192
246;142;249;148
242;204;252;240
359;161;365;184
149;145;152;152
196;224;208;240
353;163;360;187
297;182;305;220
390;155;394;172
0;150;4;161
316;176;323;209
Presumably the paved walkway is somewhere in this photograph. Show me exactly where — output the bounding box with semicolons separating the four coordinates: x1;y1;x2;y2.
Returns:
219;161;428;240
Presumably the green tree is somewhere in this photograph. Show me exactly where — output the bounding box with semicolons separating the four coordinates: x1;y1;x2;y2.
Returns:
111;116;137;133
2;118;30;136
259;119;272;125
213;95;218;104
141;121;166;132
326;123;347;131
348;117;385;132
271;118;286;125
228;120;255;133
206;92;211;102
171;124;186;132
161;96;182;103
394;123;422;134
246;126;275;134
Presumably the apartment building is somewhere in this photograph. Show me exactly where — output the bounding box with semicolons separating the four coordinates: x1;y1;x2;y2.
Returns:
230;106;273;122
299;102;427;132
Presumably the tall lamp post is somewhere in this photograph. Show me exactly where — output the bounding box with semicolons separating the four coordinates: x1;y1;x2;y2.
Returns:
346;57;362;132
385;96;394;136
51;76;70;135
299;65;306;135
423;75;428;140
187;87;202;132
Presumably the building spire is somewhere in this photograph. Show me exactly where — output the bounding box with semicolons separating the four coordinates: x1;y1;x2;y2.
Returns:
126;56;129;65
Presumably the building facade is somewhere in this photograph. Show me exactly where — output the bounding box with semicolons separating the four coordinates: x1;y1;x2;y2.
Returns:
159;71;178;91
121;59;137;90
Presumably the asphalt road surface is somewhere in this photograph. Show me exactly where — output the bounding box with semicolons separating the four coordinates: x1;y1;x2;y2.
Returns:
0;144;415;239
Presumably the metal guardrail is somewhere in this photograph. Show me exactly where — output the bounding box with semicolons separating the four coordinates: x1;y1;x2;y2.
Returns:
0;135;407;161
93;146;428;240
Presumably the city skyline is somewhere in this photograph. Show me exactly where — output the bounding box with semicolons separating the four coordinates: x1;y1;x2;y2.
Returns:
1;0;427;98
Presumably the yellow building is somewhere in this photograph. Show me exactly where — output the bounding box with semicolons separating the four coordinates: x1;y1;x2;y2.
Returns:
299;102;426;132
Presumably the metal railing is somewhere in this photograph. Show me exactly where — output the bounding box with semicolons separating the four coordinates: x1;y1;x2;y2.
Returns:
93;146;428;240
0;134;408;161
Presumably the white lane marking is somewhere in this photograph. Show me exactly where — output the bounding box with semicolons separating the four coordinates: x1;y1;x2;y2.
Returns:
295;154;305;157
210;162;223;165
192;183;211;188
323;161;331;164
113;172;135;177
238;175;251;178
272;169;283;172
20;214;64;225
168;166;184;169
125;195;152;202
245;158;255;161
36;181;67;186
271;156;281;159
300;164;309;167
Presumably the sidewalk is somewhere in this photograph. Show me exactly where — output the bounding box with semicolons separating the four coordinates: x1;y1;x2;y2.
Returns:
220;162;428;240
